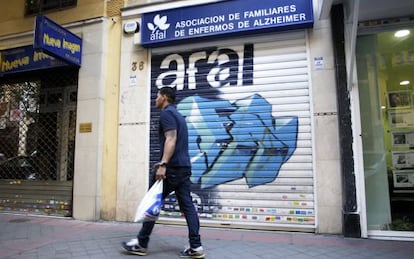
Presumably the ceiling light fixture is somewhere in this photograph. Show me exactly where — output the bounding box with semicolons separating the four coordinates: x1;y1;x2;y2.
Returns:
400;80;410;86
394;30;410;38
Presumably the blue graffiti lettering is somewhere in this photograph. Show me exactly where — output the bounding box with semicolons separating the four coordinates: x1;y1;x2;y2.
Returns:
177;93;298;188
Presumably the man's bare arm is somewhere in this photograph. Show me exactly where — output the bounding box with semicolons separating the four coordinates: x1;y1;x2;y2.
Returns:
162;129;177;163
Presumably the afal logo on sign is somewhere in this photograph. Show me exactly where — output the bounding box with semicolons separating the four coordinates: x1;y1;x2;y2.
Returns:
147;14;170;41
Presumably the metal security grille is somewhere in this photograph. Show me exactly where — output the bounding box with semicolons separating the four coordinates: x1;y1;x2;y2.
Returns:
0;68;77;216
0;81;41;180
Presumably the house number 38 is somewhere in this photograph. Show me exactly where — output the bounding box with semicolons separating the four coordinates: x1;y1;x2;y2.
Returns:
132;61;145;71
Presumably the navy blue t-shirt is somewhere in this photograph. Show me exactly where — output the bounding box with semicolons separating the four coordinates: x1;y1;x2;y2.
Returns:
159;104;191;168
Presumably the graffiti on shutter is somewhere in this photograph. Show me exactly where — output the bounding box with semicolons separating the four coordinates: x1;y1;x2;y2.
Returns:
150;32;314;227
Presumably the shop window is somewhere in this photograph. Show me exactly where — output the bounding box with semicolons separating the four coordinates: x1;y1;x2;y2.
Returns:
357;26;414;231
25;0;77;15
0;68;78;182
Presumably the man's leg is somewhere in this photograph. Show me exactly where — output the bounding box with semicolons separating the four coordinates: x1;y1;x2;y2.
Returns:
138;177;174;247
175;177;202;248
137;221;156;248
122;176;171;255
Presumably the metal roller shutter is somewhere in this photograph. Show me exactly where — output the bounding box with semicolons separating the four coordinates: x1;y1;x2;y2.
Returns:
150;30;314;229
0;69;77;217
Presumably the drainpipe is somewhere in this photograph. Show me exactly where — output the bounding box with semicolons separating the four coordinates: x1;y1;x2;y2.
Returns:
331;4;362;238
346;0;360;91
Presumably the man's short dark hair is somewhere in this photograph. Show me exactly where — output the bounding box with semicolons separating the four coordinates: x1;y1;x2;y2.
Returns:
159;87;176;104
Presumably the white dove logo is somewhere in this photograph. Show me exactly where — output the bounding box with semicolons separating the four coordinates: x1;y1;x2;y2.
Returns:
147;14;170;41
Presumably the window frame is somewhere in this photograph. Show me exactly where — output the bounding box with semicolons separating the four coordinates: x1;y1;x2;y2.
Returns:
25;0;77;16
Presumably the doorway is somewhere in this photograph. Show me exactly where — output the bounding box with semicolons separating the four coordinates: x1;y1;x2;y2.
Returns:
0;68;78;216
356;26;414;232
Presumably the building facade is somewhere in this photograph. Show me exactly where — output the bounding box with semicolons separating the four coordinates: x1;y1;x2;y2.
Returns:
117;0;342;235
0;0;122;220
1;0;413;241
117;0;414;240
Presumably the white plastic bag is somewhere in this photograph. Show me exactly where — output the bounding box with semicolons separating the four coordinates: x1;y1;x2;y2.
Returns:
134;180;163;222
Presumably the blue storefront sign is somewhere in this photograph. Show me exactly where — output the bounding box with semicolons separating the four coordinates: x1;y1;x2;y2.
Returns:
34;16;82;66
0;45;68;76
141;0;313;47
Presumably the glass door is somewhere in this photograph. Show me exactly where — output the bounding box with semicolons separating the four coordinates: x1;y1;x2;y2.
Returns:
356;26;414;232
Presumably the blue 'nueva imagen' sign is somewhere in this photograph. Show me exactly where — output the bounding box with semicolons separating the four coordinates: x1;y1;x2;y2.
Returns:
34;16;82;66
0;45;68;76
141;0;313;46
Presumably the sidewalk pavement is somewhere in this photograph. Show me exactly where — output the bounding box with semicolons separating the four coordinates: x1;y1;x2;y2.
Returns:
1;213;413;259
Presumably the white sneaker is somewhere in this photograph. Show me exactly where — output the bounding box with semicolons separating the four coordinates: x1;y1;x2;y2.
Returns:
125;238;138;246
180;246;205;258
121;238;148;256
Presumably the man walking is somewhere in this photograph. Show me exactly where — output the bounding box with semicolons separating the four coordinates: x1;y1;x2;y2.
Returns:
122;87;205;258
